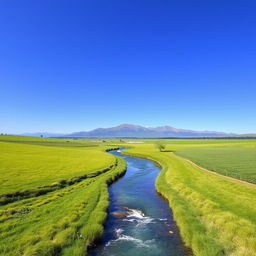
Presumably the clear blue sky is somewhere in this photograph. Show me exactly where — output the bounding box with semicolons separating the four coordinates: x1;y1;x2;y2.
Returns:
1;0;256;134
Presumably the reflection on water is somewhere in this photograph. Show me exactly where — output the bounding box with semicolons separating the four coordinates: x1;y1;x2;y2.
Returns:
88;149;192;256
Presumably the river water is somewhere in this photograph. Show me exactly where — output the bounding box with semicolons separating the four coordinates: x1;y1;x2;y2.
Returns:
89;149;192;256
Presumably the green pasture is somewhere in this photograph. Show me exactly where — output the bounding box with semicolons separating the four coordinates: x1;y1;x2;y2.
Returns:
175;146;256;183
124;139;256;256
0;136;126;255
1;135;256;256
0;141;115;195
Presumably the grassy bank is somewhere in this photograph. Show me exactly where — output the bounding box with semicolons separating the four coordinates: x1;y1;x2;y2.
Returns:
124;141;256;256
0;136;126;256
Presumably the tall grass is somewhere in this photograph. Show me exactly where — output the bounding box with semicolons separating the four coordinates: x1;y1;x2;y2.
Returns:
0;157;126;255
0;137;126;256
124;141;256;256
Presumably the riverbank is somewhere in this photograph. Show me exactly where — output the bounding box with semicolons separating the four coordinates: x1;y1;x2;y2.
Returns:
89;149;191;256
0;139;127;256
123;145;256;256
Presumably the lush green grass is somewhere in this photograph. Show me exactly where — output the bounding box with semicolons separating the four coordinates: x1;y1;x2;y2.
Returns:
0;135;65;142
124;140;256;256
0;136;126;256
0;141;115;195
175;147;256;183
142;138;256;146
2;136;256;256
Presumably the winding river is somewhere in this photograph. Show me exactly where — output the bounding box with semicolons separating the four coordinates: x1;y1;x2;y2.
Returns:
89;149;192;256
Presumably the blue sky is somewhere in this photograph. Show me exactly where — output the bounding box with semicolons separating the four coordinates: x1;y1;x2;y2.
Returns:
0;0;256;134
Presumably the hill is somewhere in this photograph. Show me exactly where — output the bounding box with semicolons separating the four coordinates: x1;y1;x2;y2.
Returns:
67;124;234;138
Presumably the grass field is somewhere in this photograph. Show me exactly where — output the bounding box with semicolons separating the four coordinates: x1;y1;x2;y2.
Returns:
0;136;126;256
175;147;256;183
0;141;116;195
124;139;256;256
1;136;256;256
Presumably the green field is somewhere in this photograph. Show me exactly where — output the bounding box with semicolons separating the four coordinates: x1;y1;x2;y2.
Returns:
0;141;116;195
1;136;256;256
0;136;126;255
123;139;256;256
175;147;256;183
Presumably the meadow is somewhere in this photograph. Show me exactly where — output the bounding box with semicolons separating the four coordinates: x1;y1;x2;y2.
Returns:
0;135;126;256
1;135;256;256
175;147;256;183
123;139;256;256
0;141;115;195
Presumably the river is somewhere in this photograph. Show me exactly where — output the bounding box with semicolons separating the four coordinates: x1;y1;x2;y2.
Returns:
89;149;192;256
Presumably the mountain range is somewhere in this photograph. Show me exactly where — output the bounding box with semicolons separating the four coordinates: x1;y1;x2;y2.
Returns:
22;124;236;138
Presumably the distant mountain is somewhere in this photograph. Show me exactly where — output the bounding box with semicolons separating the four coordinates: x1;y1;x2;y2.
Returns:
66;124;235;138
